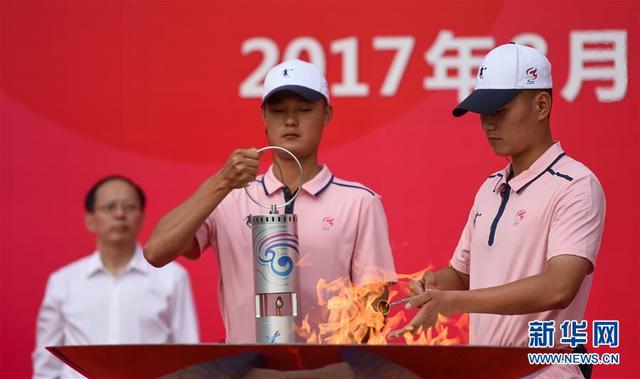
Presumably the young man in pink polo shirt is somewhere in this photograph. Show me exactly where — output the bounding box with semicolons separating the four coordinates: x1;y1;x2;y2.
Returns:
144;59;397;343
390;44;605;378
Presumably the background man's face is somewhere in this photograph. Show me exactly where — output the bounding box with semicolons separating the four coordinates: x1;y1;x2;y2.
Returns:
86;179;143;246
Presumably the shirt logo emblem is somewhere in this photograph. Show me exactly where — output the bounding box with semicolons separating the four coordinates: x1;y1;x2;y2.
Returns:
245;214;252;228
513;209;526;226
321;216;335;231
473;211;482;229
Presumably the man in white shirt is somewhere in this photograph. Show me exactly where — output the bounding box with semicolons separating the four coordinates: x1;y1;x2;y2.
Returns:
32;176;199;378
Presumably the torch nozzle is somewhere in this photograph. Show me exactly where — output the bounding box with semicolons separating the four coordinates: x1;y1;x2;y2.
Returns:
374;297;412;315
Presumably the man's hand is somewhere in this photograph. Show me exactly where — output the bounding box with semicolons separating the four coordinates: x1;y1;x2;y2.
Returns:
387;270;446;339
144;147;261;268
217;148;260;189
408;270;438;297
387;288;454;339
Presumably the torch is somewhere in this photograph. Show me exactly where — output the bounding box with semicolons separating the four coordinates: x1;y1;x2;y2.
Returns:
374;297;412;316
244;146;303;344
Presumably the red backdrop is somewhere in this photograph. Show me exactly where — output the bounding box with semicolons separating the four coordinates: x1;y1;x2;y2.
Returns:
1;1;638;377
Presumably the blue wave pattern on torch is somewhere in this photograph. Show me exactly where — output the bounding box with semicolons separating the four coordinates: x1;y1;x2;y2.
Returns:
257;232;299;277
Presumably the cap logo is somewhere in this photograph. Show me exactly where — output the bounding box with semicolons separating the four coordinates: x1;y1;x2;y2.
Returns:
525;67;538;84
282;68;293;78
479;66;487;79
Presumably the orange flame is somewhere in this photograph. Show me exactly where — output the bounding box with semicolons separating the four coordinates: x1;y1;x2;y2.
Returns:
296;270;469;345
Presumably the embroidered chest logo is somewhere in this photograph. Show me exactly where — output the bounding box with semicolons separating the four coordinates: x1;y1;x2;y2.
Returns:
473;211;482;229
513;209;526;226
244;214;252;229
321;216;335;231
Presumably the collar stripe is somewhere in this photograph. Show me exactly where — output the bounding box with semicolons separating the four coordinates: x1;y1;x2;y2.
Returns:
516;153;566;193
314;175;334;197
546;168;574;182
331;181;376;196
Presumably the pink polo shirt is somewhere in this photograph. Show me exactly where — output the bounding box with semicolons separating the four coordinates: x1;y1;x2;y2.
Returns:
450;142;605;377
196;164;397;343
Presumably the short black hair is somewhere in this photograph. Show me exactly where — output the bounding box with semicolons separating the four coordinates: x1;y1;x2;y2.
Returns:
85;175;146;212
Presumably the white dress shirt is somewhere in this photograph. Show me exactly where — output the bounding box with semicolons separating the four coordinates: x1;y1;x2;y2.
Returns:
32;245;199;378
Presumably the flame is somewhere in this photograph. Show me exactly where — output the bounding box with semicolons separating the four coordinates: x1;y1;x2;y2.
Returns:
402;313;469;345
296;269;469;345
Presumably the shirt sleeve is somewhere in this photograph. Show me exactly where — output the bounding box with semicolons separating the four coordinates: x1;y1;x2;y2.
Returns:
547;175;606;272
32;274;65;379
168;267;200;343
350;195;397;286
195;211;217;253
450;202;477;275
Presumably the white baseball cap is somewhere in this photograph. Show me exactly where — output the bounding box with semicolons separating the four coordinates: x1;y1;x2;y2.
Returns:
262;59;330;104
452;43;552;117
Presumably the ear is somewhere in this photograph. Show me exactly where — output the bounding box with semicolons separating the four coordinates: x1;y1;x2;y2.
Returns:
85;213;96;233
535;91;552;121
323;104;333;125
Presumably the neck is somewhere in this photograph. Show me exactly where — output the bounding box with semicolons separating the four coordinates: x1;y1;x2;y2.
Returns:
273;153;322;191
97;240;137;276
509;138;554;179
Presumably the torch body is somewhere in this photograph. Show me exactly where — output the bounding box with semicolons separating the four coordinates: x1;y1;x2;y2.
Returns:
252;213;299;343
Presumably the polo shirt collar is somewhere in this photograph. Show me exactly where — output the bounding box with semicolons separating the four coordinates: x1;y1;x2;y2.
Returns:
262;164;334;197
496;142;566;193
85;244;150;277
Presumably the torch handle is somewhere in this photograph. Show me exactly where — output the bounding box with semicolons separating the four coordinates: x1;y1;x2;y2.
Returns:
244;145;304;212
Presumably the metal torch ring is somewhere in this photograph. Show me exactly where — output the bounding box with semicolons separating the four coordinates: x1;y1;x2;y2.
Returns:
244;145;304;212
